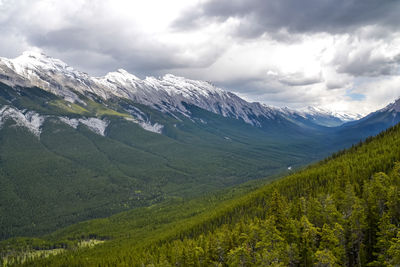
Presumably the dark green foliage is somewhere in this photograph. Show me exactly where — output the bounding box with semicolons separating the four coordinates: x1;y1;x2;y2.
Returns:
14;123;400;266
2;82;400;266
1;82;328;240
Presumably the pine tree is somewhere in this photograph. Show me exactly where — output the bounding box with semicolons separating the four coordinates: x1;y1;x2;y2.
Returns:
227;245;252;267
348;199;367;267
299;215;319;266
372;213;397;266
314;249;338;267
255;218;290;266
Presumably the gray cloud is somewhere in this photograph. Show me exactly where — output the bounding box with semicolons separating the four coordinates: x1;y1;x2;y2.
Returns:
0;0;399;114
0;0;227;76
337;52;400;77
27;26;225;76
331;36;400;77
278;74;322;87
326;80;349;90
213;75;330;108
175;0;400;38
29;28;186;73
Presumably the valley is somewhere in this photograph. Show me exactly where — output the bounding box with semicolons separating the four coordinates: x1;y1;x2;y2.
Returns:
2;107;400;267
0;52;399;266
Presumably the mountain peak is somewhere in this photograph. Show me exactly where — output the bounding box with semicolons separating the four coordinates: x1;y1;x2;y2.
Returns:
16;50;57;64
162;73;189;81
20;50;47;59
384;97;400;113
0;52;366;127
394;98;400;112
13;50;72;73
116;68;129;74
104;69;141;83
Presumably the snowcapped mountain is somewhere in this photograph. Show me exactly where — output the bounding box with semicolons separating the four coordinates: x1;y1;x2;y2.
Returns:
352;97;400;127
0;52;397;241
0;51;357;129
289;106;363;127
379;97;400;113
298;106;362;122
329;97;400;146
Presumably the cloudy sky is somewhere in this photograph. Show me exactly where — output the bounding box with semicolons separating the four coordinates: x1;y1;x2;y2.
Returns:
1;0;400;115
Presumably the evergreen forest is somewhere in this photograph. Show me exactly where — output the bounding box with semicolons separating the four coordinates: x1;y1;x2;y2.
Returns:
3;119;400;266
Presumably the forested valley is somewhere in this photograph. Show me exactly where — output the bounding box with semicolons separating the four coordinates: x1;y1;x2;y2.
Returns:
7;120;400;267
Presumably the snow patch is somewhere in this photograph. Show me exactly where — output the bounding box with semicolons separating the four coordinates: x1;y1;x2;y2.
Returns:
59;117;108;136
59;117;79;129
124;117;163;134
123;106;164;134
138;121;163;134
297;106;362;122
0;106;45;137
382;98;400;113
79;118;108;136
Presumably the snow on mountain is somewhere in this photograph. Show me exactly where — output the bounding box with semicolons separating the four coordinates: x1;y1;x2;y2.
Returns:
58;117;80;129
0;51;358;128
0;106;45;137
124;117;164;134
139;121;163;134
354;97;400;124
298;106;362;122
0;51;86;103
77;118;109;136
122;106;164;134
330;111;363;122
0;105;110;137
380;98;400;113
59;117;109;136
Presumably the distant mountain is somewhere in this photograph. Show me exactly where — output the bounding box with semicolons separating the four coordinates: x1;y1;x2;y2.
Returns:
0;80;329;239
0;51;355;130
296;106;362;126
9;106;400;267
0;51;396;241
333;98;400;144
353;97;400;130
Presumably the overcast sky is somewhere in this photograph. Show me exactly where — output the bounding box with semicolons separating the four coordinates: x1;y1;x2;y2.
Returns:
1;0;400;115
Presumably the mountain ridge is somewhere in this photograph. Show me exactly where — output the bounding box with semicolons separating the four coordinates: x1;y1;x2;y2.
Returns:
8;109;400;267
1;51;399;241
0;51;360;129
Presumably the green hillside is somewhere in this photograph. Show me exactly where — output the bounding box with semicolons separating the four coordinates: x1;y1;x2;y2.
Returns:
0;83;329;240
6;122;400;266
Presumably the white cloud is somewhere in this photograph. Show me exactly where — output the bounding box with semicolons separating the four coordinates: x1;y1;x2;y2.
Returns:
0;0;399;115
331;32;400;77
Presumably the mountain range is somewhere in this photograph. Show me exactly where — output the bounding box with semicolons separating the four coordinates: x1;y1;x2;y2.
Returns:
0;51;360;132
0;51;399;239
